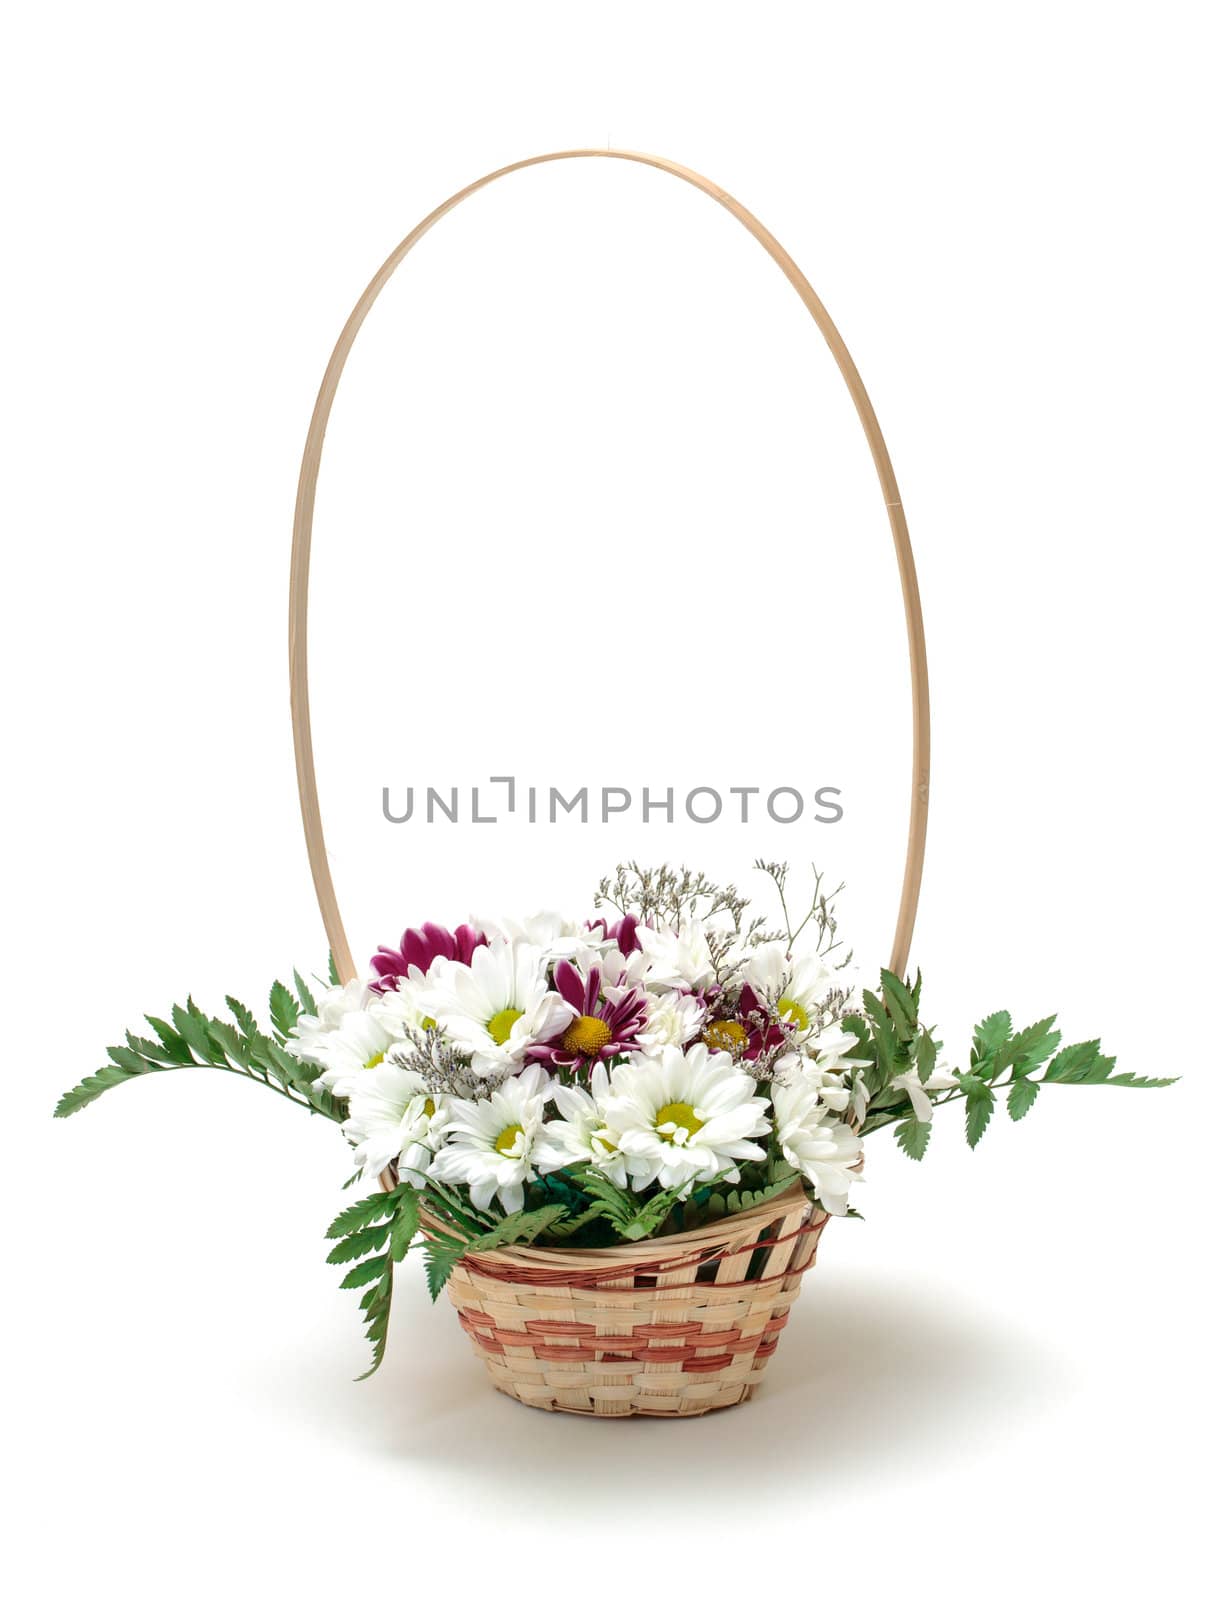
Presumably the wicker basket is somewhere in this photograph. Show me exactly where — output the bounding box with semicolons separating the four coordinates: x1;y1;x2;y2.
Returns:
288;149;930;1418
430;1183;828;1417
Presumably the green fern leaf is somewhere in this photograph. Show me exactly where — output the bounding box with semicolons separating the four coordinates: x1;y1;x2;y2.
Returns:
465;1204;568;1253
226;996;258;1039
340;1255;389;1291
268;980;300;1042
325;1225;390;1264
325;1190;398;1238
389;1191;421;1262
423;1237;465;1301
293;970;318;1017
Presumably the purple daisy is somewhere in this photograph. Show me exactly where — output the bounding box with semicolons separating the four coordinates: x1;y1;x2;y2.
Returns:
370;921;487;993
704;983;789;1060
584;912;642;956
528;960;646;1070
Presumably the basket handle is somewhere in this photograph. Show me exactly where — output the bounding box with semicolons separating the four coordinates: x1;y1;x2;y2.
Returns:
289;149;930;985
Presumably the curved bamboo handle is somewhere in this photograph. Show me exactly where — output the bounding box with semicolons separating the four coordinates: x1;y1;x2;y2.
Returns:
290;149;930;985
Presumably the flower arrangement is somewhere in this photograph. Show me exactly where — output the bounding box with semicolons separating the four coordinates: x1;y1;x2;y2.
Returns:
56;861;1174;1395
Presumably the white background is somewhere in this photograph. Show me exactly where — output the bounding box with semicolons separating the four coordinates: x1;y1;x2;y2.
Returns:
2;4;1214;1596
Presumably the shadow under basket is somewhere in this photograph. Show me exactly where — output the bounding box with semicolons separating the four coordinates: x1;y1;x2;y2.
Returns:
436;1183;829;1417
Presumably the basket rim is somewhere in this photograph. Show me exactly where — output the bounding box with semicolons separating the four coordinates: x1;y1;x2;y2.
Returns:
423;1180;815;1274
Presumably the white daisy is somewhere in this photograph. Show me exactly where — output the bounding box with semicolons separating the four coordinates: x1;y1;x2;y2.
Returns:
294;1004;406;1098
285;977;370;1068
413;939;574;1076
342;1063;449;1185
771;1073;862;1216
599;1044;771;1192
741;941;836;1039
429;1064;552;1213
535;1064;629;1188
634;990;706;1056
633;919;718;992
367;979;433;1038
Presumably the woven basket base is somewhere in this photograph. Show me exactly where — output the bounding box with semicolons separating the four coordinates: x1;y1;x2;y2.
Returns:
443;1184;826;1418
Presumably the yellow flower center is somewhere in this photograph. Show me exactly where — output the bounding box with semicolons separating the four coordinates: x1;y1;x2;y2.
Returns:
364;1051;385;1071
591;1129;618;1156
486;1007;524;1046
703;1019;747;1053
561;1014;613;1057
423;1098;436;1118
655;1101;705;1142
494;1122;524;1156
778;997;810;1032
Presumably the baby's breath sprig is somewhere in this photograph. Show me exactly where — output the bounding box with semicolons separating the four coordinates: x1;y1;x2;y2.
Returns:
385;1028;504;1101
597;861;775;943
754;860;851;967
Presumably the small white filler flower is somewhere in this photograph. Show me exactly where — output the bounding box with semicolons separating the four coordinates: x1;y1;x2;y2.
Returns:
429;1063;552;1213
599;1043;771;1192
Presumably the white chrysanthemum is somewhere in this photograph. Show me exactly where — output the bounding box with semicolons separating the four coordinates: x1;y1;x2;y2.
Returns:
285;978;370;1068
568;939;653;993
633;920;717;991
535;1064;629;1188
741;942;836;1039
771;1074;862;1216
471;912;606;963
429;1064;552;1213
367;980;433;1038
599;1044;771;1192
771;1024;867;1116
342;1062;449;1185
635;990;706;1056
294;1005;406;1097
413;940;574;1076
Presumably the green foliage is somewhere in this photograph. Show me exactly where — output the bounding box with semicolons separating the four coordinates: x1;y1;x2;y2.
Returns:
847;968;941;1127
1041;1038;1174;1088
293;970;318;1018
1007;1076;1040;1121
268;980;300;1042
953;1012;1177;1147
962;1079;996;1149
54;988;343;1121
464;1204;568;1254
681;1162;799;1227
895;1116;931;1161
855;979;1176;1155
423;1235;466;1301
325;1184;420;1378
416;1202;566;1302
